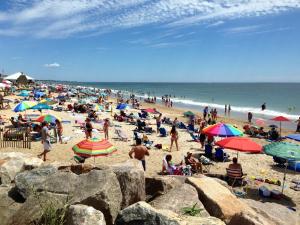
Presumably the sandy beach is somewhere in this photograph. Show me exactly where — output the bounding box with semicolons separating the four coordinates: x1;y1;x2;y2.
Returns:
0;91;299;213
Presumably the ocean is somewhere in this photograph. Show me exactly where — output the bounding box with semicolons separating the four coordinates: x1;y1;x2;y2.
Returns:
49;82;300;129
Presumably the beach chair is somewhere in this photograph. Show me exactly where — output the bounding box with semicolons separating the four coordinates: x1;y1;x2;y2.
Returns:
215;148;230;162
226;168;246;187
204;144;213;159
199;156;213;173
189;132;199;142
115;128;128;141
159;127;167;137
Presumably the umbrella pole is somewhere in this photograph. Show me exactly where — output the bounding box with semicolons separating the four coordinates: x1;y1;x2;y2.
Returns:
280;121;282;138
282;163;287;193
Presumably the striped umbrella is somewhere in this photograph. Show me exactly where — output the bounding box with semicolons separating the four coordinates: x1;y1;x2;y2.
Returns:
72;138;117;159
36;114;61;123
202;123;243;137
14;101;37;112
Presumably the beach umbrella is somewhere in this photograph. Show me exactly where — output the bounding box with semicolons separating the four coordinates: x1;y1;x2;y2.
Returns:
31;103;53;110
17;92;29;97
255;118;265;126
286;134;300;142
202;123;243;137
36;114;61;123
271;116;290;137
14;101;37;112
40;98;56;105
72;138;117;163
142;108;157;114
116;103;130;110
0;83;10;89
264;142;300;193
183;111;195;117
215;137;262;158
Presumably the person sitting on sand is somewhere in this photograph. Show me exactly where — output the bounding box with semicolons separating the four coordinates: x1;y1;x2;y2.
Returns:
170;125;179;151
37;122;52;161
163;154;182;175
84;118;93;139
129;138;149;171
185;152;203;174
228;157;242;172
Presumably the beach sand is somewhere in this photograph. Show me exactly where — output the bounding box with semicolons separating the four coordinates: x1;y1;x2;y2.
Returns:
1;95;300;210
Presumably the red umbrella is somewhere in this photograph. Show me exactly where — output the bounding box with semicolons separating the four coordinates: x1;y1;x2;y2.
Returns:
271;116;290;137
215;137;262;158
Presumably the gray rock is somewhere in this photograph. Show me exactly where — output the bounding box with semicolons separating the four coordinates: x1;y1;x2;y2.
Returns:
112;160;145;209
15;167;121;225
15;165;58;199
150;183;209;217
0;186;23;225
145;175;186;198
66;204;106;225
115;201;225;225
240;199;297;225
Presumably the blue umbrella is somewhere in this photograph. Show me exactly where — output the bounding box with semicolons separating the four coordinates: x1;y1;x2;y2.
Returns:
286;134;300;142
31;103;53;110
116;103;129;110
34;91;45;98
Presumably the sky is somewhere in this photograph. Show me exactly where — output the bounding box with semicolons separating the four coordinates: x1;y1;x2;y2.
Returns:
0;0;300;82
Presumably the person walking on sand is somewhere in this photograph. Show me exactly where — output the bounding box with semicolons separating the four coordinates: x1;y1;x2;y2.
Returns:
55;119;63;144
170;125;179;151
85;118;93;139
129;138;149;171
38;122;51;161
103;118;110;139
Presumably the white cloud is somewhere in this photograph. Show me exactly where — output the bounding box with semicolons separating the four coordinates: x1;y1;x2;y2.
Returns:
44;62;60;68
0;0;299;38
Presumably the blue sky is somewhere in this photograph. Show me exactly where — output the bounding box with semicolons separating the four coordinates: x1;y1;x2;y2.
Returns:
0;0;300;82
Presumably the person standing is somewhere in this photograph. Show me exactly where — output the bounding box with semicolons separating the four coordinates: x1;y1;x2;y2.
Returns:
55;119;63;144
129;138;149;171
85;118;93;139
225;104;227;116
203;106;208;120
38;122;52;161
261;103;266;111
248;112;253;123
170;125;179;151
156;113;162;133
296;117;300;133
103;118;110;139
228;105;231;116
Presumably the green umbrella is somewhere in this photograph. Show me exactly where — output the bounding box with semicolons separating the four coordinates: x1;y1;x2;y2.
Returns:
183;111;195;117
264;142;300;193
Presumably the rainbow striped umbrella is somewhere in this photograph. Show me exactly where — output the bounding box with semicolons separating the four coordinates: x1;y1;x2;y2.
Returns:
202;123;243;137
72;138;117;158
14;101;37;112
36;114;61;123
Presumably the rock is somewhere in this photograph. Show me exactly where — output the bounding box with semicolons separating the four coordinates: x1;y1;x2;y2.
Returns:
66;204;106;225
0;157;25;184
111;159;145;208
145;175;186;199
186;176;248;224
150;183;209;217
0;186;23;225
0;153;44;185
240;199;297;225
115;201;225;225
15;165;58;199
16;166;122;225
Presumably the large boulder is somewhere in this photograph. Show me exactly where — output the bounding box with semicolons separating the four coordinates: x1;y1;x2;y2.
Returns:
0;186;23;225
150;183;209;217
15;165;58;199
145;175;186;200
0;153;43;185
111;160;145;208
15;167;122;225
187;177;273;225
115;201;225;225
66;204;106;225
240;199;297;225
